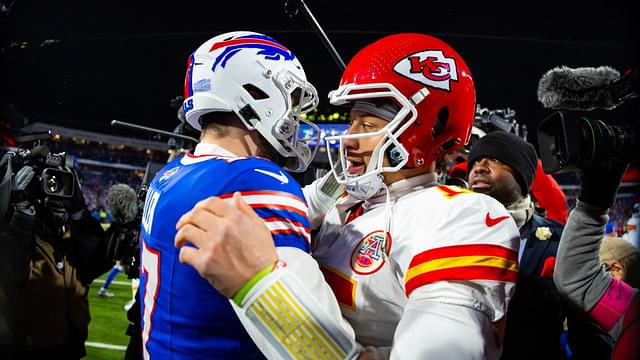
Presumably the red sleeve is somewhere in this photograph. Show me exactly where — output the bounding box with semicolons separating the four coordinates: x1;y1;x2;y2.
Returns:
622;166;640;183
448;161;468;179
530;159;568;224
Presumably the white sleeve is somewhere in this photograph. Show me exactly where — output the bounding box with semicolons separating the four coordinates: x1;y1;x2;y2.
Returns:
302;172;344;229
390;286;503;360
232;246;360;359
277;246;354;337
383;190;517;359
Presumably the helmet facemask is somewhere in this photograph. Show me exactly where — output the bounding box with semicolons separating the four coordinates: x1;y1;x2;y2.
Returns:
249;66;320;172
325;82;426;200
183;31;320;173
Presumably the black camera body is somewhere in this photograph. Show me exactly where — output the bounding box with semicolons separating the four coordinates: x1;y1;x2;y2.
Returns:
537;111;639;173
474;106;526;138
12;147;77;199
536;65;639;174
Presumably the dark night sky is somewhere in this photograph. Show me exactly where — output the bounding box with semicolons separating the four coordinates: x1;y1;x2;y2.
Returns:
1;0;638;148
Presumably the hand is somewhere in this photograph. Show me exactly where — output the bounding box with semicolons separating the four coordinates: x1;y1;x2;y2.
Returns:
12;166;35;217
64;169;87;215
578;161;629;208
174;192;277;297
12;166;35;192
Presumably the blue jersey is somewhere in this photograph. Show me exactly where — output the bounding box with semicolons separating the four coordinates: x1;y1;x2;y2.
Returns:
139;150;310;359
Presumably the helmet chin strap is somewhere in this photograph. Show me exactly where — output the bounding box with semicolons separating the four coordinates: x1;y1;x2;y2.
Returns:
345;172;385;200
344;141;386;200
381;182;393;253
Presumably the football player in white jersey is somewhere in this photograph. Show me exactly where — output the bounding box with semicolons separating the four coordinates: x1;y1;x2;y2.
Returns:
176;33;520;360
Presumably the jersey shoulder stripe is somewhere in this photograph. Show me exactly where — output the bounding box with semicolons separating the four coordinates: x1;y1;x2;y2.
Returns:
219;190;308;218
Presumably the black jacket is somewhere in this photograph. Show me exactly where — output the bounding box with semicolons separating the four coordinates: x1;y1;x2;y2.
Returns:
0;208;113;359
501;214;613;360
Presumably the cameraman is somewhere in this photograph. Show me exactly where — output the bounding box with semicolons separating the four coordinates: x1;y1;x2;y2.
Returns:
0;153;114;359
554;161;639;360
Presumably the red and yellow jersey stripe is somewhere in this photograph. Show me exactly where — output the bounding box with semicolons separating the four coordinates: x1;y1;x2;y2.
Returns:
320;265;357;311
405;243;518;296
436;185;474;199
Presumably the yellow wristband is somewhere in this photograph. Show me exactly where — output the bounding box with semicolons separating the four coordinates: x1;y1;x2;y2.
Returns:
232;261;277;306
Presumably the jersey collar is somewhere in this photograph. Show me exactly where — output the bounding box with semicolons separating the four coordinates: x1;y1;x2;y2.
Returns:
193;142;237;157
366;172;438;205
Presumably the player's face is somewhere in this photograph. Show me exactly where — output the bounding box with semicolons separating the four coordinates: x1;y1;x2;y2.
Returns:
343;110;388;176
468;156;522;206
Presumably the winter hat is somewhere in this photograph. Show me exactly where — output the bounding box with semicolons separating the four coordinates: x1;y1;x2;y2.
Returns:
600;236;640;263
468;131;538;195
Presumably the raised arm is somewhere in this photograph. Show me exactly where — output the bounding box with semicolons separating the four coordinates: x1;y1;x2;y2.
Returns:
553;162;638;341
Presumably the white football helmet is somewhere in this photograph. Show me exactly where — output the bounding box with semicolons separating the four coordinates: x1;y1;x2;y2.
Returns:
183;31;320;172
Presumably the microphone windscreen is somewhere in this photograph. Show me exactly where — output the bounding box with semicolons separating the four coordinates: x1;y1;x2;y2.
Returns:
537;66;620;109
106;183;138;223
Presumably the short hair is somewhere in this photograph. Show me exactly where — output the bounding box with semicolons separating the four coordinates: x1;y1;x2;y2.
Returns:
199;111;240;138
600;236;640;288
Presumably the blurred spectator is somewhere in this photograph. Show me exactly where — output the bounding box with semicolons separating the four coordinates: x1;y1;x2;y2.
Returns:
605;220;619;237
599;236;640;288
623;203;639;249
97;261;124;298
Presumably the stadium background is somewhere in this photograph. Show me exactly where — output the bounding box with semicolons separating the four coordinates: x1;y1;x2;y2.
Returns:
1;0;638;357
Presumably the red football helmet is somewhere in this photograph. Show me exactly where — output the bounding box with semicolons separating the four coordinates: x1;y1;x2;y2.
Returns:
326;33;476;198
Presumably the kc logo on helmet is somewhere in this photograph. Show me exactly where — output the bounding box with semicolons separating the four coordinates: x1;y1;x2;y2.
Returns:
393;50;458;91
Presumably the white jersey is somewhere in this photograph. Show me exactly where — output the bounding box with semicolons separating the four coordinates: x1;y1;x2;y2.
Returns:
313;173;519;358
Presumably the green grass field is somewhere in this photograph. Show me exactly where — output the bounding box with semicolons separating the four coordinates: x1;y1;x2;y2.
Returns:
86;272;136;359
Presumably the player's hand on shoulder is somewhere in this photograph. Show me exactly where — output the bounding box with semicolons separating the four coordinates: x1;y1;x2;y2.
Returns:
174;192;278;297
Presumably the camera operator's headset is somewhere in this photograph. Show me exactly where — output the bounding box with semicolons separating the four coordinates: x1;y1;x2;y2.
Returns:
0;153;14;220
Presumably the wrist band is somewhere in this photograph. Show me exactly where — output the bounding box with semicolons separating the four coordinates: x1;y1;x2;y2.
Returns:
233;260;282;306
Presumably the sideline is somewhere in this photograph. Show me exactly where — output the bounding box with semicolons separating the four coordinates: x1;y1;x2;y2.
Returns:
85;341;127;351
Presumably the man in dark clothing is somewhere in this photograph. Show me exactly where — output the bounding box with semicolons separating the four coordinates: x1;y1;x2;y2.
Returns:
467;131;612;359
0;161;114;360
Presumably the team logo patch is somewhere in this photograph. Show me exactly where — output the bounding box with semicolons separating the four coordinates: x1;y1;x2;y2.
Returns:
193;78;211;92
159;166;180;183
350;230;392;275
393;50;458;91
209;34;295;72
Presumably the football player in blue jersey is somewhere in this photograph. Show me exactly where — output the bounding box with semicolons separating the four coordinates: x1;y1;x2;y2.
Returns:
139;31;356;359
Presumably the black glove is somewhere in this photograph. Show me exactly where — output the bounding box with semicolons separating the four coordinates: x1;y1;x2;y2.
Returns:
12;166;36;217
578;161;629;208
64;168;87;217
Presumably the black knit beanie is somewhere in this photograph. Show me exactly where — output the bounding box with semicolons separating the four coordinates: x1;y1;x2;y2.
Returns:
467;131;538;195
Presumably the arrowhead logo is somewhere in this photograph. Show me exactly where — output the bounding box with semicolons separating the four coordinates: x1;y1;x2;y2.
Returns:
393;50;458;91
254;169;289;184
485;212;510;227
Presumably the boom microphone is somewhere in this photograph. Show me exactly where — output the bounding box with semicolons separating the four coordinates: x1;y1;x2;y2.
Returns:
537;66;639;110
106;183;138;224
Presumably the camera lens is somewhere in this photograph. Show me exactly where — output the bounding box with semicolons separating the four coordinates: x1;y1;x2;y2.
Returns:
46;175;59;193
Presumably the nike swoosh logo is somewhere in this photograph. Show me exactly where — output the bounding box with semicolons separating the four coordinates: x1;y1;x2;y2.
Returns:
485;212;510;227
255;169;289;184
